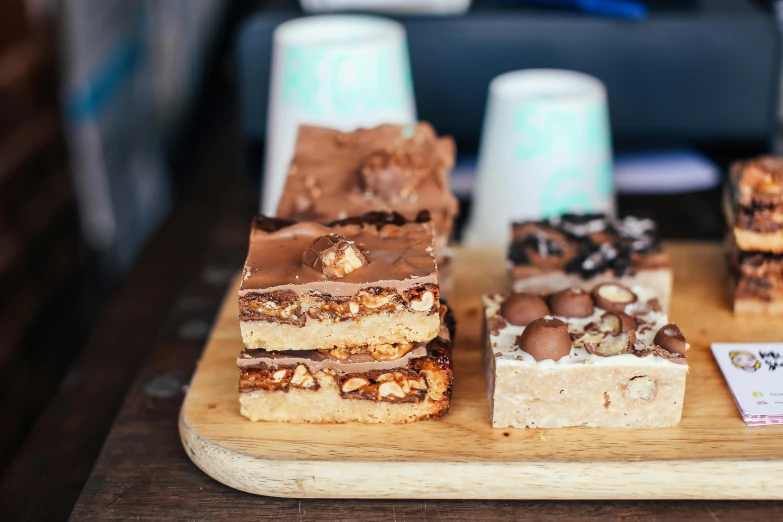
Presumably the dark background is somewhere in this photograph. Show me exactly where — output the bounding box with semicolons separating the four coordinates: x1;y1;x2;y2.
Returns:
0;0;780;518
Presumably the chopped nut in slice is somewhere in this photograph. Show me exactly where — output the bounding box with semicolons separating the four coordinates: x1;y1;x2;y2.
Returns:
591;283;637;313
329;348;351;361
375;372;395;382
272;369;287;382
378;381;406;398
409;378;427;390
410;291;435;312
290;365;311;386
341;377;369;393
302;234;367;278
371;342;415;361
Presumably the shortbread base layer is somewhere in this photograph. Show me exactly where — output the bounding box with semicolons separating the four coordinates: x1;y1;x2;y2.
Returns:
734;227;783;254
511;268;672;313
240;311;440;351
485;342;687;429
239;364;452;424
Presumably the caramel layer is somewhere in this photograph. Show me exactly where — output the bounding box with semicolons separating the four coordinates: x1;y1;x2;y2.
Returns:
238;284;439;324
238;345;428;374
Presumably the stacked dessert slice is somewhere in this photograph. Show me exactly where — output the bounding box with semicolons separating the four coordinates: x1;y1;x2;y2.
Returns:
485;213;688;428
483;284;688;428
275;122;459;295
726;156;783;314
237;212;454;423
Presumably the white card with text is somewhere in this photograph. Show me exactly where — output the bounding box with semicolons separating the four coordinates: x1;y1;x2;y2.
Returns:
712;343;783;424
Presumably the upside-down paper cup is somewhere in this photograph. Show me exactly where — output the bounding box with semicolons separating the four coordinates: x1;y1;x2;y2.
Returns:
464;69;615;246
262;15;416;214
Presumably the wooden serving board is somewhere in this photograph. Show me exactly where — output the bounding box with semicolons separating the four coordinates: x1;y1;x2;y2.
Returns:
180;242;783;499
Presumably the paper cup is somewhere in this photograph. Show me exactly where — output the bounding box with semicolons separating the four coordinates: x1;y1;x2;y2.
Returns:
464;69;615;246
262;15;416;214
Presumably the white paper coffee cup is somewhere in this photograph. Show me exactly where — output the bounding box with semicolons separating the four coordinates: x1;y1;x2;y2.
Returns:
465;69;615;246
262;14;417;214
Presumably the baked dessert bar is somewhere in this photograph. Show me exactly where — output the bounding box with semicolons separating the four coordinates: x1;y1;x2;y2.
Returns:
727;156;783;253
276;123;459;255
238;305;454;423
508;214;673;311
238;211;440;353
730;247;783;315
483;284;688;429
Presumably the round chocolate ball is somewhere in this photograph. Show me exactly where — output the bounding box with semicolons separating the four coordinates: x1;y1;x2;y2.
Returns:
548;288;594;318
500;293;550;326
515;318;572;362
653;323;687;356
591;283;638;313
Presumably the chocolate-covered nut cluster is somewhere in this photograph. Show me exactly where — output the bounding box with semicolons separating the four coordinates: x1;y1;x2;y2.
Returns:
491;282;687;363
302;234;367;278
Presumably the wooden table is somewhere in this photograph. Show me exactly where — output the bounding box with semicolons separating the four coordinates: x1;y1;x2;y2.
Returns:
2;128;782;520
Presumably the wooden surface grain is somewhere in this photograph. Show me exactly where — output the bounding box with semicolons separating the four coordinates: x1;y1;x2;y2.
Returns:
179;244;783;500
69;230;783;518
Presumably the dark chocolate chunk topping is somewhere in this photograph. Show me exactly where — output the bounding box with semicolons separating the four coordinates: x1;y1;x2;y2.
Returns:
510;213;663;278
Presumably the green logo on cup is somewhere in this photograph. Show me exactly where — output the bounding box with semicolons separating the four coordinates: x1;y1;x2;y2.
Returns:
281;45;410;118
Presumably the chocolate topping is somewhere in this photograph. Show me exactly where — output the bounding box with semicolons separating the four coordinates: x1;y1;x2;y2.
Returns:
653;323;687;356
240;211;437;298
548;288;594;318
302;234;367;278
275;123;458;241
591;283;638;313
500;293;550;326
515;318;571;362
509;214;665;279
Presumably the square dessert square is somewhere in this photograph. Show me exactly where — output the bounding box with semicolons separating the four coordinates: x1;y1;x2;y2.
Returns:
239;211;440;352
275;123;459;257
508;214;673;311
483;284;688;429
238;305;455;424
730;246;783;315
727;156;783;253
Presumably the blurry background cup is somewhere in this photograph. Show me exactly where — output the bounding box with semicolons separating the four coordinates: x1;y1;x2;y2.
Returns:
464;69;615;246
262;14;416;214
